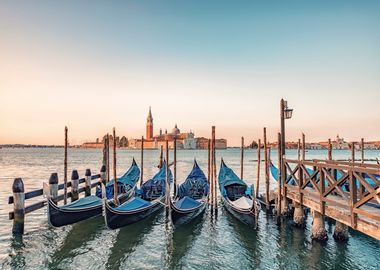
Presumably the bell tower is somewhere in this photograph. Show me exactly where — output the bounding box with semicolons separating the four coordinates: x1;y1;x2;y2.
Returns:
146;106;153;139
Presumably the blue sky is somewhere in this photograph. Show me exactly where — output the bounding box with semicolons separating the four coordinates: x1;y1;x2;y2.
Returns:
1;1;379;145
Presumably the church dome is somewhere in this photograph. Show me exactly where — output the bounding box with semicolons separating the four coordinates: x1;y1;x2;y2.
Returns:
172;124;180;135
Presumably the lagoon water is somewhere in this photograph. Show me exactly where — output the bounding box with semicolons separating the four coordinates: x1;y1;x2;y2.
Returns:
0;148;379;269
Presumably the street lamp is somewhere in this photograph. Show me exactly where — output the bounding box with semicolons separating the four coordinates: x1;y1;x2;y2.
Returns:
280;99;293;156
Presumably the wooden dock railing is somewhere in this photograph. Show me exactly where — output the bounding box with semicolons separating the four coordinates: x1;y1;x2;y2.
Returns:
282;159;380;240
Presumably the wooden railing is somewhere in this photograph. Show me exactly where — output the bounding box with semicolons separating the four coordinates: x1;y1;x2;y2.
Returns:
283;159;380;229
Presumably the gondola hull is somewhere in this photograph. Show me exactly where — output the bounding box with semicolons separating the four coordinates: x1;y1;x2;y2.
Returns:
105;197;165;229
221;196;257;227
48;199;102;227
170;201;206;226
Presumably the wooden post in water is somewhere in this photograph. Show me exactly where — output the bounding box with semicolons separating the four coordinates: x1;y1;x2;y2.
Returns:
361;138;364;163
64;126;68;205
328;139;332;160
207;139;211;185
100;165;107;185
102;135;107;168
12;178;25;235
71;170;79;202
85;169;91;196
302;133;306;160
209;137;214;207
174;137;177;196
263;127;269;210
107;134;110;182
159;145;163;168
113;128;118;205
165;140;170;211
267;146;271;211
255;139;261;199
140;136;144;186
212;126;217;211
240;136;244;180
49;173;58;204
297;139;301;161
351;142;355;162
277;133;282;218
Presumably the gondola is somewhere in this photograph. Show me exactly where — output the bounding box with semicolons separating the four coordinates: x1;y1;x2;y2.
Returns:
218;159;260;227
47;159;140;227
104;163;173;229
170;160;208;226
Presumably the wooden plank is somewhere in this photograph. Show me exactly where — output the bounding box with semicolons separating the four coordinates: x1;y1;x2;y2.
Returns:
9;200;46;220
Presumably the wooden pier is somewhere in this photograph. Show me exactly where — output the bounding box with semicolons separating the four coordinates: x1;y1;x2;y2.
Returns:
281;158;380;240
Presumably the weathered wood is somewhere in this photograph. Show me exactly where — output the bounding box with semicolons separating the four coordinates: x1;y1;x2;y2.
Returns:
12;178;25;234
207;139;211;186
255;139;261;199
64;126;68;204
71;170;79;202
100;165;107;185
49;173;58;204
328;139;332;160
113;128;118;205
212;126;217;210
297;139;301;161
240;136;244;180
351;142;355;162
85;169;91;196
165;140;170;210
159;145;163;168
361;138;365;163
174;136;177;187
267;146;271;211
302;133;305;160
263;127;269;210
277;133;282;216
140;136;144;186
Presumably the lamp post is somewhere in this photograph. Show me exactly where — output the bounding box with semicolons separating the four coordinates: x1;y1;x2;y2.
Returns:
280;98;293;215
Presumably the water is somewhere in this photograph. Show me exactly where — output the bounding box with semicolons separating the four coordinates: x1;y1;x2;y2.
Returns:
0;148;379;269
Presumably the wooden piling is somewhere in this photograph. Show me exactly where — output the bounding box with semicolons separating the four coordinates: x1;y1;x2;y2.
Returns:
113;128;118;205
255;139;261;199
102;135;107;168
64;126;68;205
165;140;170;210
351;142;355;162
240;136;244;180
174;137;177;187
107;134;110;182
267;146;271;211
297;139;301;161
212;126;217;210
209;137;214;207
140;136;144;186
263;127;269;210
277;133;282;217
100;165;107;185
302;133;305;160
49;173;58;204
361;138;364;163
159;145;163;168
85;169;91;196
12;178;25;235
328;139;332;160
207;139;211;185
71;170;79;202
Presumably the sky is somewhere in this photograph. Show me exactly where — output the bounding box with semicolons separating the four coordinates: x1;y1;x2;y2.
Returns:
0;1;379;146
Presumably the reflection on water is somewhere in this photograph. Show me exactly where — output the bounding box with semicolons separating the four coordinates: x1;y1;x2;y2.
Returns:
1;148;380;269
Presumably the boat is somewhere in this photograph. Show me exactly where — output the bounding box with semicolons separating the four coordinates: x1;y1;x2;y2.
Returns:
104;163;173;229
170;160;209;226
47;159;140;227
218;159;260;227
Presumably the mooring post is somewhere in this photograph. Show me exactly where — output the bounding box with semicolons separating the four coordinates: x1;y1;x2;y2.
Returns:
212;126;217;211
263;128;270;211
255;139;261;199
64;126;68;204
302;133;305;160
209;137;214;207
294;149;305;227
49;173;59;204
207;139;211;186
351;142;355;162
297;139;301;161
333;220;349;241
328;139;332;160
107;134;110;182
159;145;163;168
140;136;144;187
100;165;107;185
165;140;170;214
85;169;91;196
113;128;118;205
71;170;79;202
277;133;282;219
240;136;244;180
174;136;177;195
361;138;364;163
311;210;328;241
12;178;25;235
267;146;271;211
